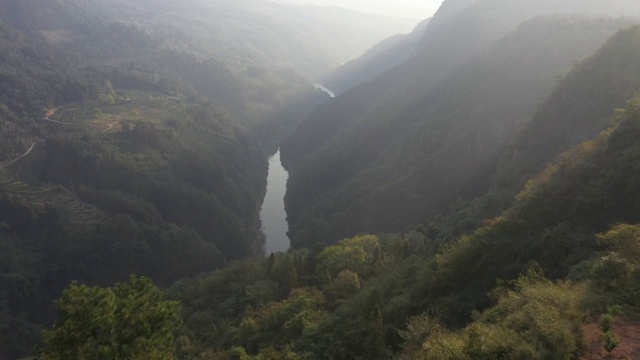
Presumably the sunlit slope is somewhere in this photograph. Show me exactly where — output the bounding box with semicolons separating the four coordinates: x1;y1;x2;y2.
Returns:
498;25;640;190
415;94;640;323
442;25;640;236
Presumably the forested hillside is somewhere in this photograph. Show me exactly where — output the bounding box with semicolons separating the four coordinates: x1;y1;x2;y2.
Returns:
0;19;102;149
442;25;640;238
0;17;269;356
6;0;640;359
498;25;640;189
1;0;416;81
138;95;640;359
281;0;640;249
0;0;410;355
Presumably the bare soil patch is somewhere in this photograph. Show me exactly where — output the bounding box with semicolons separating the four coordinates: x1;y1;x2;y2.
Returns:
583;317;640;360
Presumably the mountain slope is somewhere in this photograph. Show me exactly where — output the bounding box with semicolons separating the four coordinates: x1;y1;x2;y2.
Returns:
9;1;640;359
498;25;640;189
0;19;262;356
441;25;640;237
0;20;98;160
418;94;640;324
1;0;417;81
167;81;640;360
282;13;640;248
0;0;347;354
322;18;430;94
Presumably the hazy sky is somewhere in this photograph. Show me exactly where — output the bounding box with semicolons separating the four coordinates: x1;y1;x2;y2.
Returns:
271;0;443;19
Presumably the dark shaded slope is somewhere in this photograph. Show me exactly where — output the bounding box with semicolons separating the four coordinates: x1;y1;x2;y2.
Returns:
322;19;430;95
282;13;640;248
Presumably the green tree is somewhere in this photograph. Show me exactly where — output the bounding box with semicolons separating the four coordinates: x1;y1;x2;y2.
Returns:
592;223;640;290
602;332;620;353
365;305;386;360
599;311;621;354
39;276;182;360
596;224;640;264
317;235;380;277
326;269;361;301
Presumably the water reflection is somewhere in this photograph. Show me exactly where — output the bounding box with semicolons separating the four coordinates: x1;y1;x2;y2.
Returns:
260;150;290;254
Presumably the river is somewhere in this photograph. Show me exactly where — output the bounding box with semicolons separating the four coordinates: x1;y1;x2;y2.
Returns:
260;150;290;254
314;83;336;98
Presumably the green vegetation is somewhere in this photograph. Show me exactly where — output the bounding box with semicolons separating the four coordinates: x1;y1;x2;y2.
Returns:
39;276;182;360
5;0;640;359
283;15;639;248
0;0;331;355
599;313;620;354
158;95;640;359
403;276;588;360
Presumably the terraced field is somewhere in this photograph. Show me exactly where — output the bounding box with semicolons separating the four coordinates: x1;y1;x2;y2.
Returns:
0;176;106;225
46;91;180;132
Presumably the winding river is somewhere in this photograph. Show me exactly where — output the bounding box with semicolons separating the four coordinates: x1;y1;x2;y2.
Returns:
314;83;336;98
260;150;290;254
261;86;335;253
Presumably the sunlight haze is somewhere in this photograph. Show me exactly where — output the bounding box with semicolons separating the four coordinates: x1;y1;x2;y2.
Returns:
7;0;640;358
269;0;443;19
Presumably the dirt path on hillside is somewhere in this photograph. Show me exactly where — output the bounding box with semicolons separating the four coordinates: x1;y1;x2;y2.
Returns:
2;105;124;171
41;117;77;125
42;104;81;125
102;122;116;132
45;107;59;118
0;105;75;170
43;105;119;132
0;140;44;170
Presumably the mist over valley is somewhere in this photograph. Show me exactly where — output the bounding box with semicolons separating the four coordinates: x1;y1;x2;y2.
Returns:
2;0;640;359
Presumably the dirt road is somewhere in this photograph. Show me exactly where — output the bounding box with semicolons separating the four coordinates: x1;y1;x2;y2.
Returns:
0;140;44;170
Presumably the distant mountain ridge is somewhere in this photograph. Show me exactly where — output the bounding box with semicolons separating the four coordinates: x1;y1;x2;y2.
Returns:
0;0;416;81
322;18;430;94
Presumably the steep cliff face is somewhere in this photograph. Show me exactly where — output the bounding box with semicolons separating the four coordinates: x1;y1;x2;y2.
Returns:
282;0;640;248
496;26;640;191
425;0;478;28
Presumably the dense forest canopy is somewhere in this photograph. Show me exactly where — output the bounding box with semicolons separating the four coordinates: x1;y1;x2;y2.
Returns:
3;0;640;359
